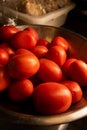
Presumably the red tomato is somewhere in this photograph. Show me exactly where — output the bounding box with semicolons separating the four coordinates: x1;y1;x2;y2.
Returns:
8;79;34;102
51;36;69;51
31;45;48;58
7;51;40;79
62;58;77;75
0;48;9;66
0;25;19;42
68;60;87;86
24;27;39;41
37;58;62;82
62;80;83;104
0;67;10;92
32;82;72;115
45;45;67;67
37;38;49;47
15;48;34;55
10;30;37;49
0;43;15;57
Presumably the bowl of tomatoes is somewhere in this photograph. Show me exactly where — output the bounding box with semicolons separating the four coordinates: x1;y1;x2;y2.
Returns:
0;24;87;127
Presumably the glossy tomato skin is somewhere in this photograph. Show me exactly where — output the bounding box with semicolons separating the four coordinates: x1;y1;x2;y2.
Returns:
45;45;67;67
15;48;34;55
0;43;15;57
51;36;69;51
32;82;72;115
0;67;10;92
37;58;62;82
31;45;48;58
0;25;19;42
10;30;37;49
68;60;87;86
62;80;83;104
62;58;77;76
0;48;9;66
7;51;40;79
24;27;39;41
8;79;34;102
37;38;49;47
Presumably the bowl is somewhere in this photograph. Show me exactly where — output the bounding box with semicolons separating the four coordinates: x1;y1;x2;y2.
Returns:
0;25;87;128
0;1;75;27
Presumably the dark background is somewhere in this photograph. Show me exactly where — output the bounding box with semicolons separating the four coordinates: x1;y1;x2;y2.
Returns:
63;0;87;37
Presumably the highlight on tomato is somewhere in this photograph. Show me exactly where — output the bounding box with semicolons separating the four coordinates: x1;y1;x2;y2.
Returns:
37;58;63;82
0;48;9;66
62;80;83;104
9;30;38;49
32;82;72;115
67;60;87;86
51;36;69;51
0;25;19;42
31;45;48;58
37;38;49;47
45;45;67;67
24;27;39;41
8;79;34;102
62;58;77;76
7;50;40;79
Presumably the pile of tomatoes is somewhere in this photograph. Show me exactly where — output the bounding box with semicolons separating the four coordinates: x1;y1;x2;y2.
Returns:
0;25;87;115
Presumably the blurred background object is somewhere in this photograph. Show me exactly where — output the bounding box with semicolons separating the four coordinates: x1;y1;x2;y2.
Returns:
0;0;76;26
0;0;18;25
17;0;71;16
